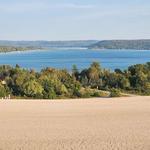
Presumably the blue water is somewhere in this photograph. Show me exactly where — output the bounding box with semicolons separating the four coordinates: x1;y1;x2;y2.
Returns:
0;48;150;71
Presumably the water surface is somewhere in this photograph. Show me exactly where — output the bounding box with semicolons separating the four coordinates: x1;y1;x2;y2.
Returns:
0;48;150;71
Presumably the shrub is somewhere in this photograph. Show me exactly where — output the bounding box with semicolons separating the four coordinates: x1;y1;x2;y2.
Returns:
22;80;44;98
92;91;109;97
110;88;121;97
0;84;10;98
43;88;57;99
79;88;92;98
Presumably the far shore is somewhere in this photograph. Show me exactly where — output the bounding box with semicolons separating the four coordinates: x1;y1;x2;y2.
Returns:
1;47;150;55
0;47;88;54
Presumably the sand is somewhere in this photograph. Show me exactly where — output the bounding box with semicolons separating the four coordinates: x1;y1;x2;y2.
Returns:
0;97;150;150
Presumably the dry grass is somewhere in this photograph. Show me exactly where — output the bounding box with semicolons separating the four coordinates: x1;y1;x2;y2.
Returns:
0;96;150;150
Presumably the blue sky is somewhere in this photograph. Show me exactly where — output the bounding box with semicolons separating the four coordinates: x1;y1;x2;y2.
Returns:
0;0;150;40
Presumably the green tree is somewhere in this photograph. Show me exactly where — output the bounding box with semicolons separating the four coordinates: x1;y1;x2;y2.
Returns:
22;80;44;98
87;62;101;88
72;64;79;80
0;84;8;98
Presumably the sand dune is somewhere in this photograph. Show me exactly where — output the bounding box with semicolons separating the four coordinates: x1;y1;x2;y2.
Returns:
0;97;150;150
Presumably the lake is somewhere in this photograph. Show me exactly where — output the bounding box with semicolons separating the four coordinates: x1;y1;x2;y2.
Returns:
0;48;150;71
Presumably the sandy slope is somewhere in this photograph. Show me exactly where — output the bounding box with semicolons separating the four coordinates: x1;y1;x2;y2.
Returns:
0;97;150;150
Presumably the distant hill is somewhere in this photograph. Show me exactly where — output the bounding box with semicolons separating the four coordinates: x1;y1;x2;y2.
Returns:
0;46;42;53
89;40;150;50
1;40;150;52
0;40;98;48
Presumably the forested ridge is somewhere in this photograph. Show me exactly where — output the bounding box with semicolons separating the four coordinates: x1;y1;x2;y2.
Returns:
0;40;98;53
1;40;150;53
0;40;98;49
90;40;150;50
0;62;150;99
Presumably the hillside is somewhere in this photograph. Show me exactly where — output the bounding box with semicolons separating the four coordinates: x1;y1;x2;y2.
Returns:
0;40;98;48
1;40;150;52
0;40;98;53
89;40;150;50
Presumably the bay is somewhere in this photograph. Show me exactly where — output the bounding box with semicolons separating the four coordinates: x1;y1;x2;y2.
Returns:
0;48;150;71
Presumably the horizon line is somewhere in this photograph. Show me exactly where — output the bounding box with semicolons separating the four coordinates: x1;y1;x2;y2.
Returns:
0;38;150;42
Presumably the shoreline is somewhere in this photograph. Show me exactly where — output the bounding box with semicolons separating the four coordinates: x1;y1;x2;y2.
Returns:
1;47;150;55
0;47;88;54
1;95;149;101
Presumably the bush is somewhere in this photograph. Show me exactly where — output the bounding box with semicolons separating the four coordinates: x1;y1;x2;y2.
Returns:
79;88;109;98
43;88;57;99
22;80;44;98
80;93;91;98
92;91;109;97
79;88;92;98
110;88;121;97
0;84;9;98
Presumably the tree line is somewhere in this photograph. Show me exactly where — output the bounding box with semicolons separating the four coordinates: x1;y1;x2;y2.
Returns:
90;40;150;50
0;62;150;99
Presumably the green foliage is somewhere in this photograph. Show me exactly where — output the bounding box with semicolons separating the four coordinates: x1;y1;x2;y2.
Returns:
79;88;92;98
110;89;121;97
79;88;109;98
72;65;79;80
22;80;44;98
0;61;150;99
43;88;56;99
0;84;8;98
92;90;109;97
